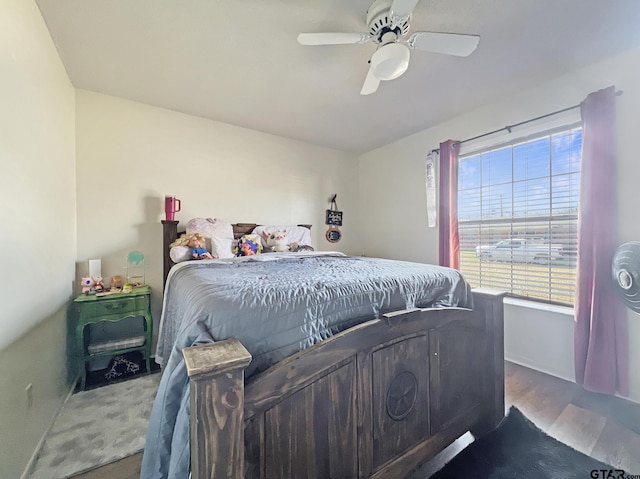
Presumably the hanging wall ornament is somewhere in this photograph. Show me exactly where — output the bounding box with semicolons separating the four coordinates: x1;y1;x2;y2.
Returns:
425;150;438;228
325;194;343;226
325;194;343;243
325;226;342;243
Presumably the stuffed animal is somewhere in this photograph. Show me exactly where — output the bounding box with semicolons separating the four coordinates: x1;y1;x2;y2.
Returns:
187;235;213;260
236;236;261;256
81;276;95;294
261;230;291;252
171;232;215;260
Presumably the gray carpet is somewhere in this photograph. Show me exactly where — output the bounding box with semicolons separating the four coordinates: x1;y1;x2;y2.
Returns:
28;373;161;479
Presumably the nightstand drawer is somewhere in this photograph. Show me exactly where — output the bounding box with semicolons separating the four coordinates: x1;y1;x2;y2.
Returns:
80;295;148;319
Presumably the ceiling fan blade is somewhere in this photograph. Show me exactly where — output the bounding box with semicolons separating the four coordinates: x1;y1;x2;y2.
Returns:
360;65;380;95
390;0;420;22
408;31;480;57
297;32;371;46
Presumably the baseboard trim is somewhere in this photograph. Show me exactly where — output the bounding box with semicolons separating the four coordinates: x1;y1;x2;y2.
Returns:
505;357;640;406
20;376;78;479
505;355;575;384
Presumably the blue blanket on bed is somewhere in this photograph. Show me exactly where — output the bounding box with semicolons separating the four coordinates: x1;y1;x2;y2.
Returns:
155;253;473;377
141;322;212;479
142;253;473;479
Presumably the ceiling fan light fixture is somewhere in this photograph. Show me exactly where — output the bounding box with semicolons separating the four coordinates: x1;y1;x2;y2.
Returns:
370;43;410;81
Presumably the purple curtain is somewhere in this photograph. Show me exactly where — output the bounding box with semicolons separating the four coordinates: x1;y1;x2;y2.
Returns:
574;86;628;396
438;140;460;269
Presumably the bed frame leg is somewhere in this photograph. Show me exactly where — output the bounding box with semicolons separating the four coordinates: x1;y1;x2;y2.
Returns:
472;288;506;434
183;339;252;479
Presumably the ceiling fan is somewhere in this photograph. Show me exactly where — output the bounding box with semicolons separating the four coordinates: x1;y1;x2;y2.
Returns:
297;0;480;95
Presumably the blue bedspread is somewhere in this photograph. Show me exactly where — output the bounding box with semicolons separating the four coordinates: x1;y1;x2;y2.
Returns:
156;252;473;377
143;253;473;479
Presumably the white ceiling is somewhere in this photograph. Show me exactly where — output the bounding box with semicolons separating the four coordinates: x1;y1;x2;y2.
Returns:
36;0;640;154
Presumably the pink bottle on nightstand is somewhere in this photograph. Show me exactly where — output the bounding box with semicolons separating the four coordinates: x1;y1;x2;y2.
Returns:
164;196;181;221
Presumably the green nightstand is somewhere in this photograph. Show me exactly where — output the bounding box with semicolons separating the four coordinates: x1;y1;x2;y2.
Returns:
72;285;153;390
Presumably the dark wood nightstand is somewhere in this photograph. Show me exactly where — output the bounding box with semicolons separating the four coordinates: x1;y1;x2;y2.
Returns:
72;286;153;390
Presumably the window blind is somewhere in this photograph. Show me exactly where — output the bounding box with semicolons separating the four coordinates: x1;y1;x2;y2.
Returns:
458;126;582;305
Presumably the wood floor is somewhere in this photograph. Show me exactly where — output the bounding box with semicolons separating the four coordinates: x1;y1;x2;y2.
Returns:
504;361;640;474
72;361;640;478
409;361;640;477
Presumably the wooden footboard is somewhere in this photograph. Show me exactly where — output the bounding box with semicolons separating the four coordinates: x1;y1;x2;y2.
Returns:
183;289;505;479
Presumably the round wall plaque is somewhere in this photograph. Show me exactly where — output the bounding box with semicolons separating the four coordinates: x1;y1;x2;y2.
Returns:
325;227;342;243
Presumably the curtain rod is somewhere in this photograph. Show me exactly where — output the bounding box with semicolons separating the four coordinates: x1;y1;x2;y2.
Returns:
429;90;623;154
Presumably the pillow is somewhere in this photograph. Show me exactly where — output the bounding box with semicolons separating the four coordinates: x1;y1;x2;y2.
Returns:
186;218;234;240
252;225;312;247
169;245;192;263
234;235;263;256
211;236;234;259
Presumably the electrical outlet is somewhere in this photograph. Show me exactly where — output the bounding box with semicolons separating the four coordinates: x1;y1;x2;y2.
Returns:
25;383;33;409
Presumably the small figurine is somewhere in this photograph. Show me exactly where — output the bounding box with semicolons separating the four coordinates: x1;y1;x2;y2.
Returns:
110;275;123;291
81;276;95;294
93;276;104;293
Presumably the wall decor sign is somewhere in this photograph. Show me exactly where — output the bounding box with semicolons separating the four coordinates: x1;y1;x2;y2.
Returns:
325;194;343;226
326;209;343;226
325;194;343;243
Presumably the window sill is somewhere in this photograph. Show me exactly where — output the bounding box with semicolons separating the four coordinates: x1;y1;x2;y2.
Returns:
503;297;574;316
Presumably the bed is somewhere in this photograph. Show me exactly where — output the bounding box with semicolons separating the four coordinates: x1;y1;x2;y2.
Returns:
147;220;505;479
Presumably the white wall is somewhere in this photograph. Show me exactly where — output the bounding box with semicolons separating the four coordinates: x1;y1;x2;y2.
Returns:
75;90;360;339
0;0;76;349
503;300;575;382
0;0;76;477
358;46;640;402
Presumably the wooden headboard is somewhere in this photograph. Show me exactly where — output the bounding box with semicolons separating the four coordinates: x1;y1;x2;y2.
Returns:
161;220;312;286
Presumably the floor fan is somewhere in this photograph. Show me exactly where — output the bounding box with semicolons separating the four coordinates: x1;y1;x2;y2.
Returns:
612;242;640;313
611;242;640;434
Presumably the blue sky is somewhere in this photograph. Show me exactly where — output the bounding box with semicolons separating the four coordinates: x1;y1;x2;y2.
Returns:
458;128;582;220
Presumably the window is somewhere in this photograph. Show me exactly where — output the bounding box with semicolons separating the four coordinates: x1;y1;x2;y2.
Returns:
458;126;582;305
